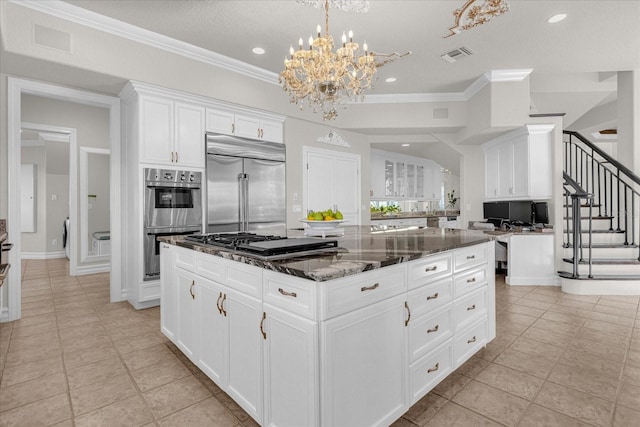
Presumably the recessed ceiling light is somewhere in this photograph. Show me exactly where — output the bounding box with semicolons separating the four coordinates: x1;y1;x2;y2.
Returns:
385;77;397;83
252;47;265;55
401;143;410;147
547;13;567;23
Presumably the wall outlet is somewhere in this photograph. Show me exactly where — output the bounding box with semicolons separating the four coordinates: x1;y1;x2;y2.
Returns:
51;193;57;201
293;192;299;201
292;204;302;213
52;239;58;246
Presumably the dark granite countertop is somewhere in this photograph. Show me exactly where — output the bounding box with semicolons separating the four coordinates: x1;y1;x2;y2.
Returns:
160;226;492;282
370;211;461;221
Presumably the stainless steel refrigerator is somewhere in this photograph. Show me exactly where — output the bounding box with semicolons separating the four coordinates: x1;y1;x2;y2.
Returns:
205;133;286;235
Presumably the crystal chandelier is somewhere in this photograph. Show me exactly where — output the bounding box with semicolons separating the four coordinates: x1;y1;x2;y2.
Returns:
444;0;510;38
280;0;410;120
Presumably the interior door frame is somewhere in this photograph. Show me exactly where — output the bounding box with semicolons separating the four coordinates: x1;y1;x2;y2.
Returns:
302;146;361;225
6;77;121;322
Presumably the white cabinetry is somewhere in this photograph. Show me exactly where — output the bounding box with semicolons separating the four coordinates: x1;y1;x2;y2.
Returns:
139;97;205;168
176;268;198;362
483;124;554;200
159;243;176;342
206;108;284;143
371;149;441;200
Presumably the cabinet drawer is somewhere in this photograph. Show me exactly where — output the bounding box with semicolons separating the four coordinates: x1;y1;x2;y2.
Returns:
407;277;453;318
454;287;487;331
195;252;224;282
322;265;406;320
409;304;453;361
454;317;488;367
453;244;487;272
409;254;452;289
409;341;453;404
454;266;487;297
225;262;263;298
175;246;196;271
264;272;316;319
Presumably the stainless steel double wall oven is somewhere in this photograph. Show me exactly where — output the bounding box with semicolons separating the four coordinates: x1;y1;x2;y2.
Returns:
144;168;202;281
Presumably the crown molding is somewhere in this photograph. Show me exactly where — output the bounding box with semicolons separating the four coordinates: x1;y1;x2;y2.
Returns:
485;69;533;82
359;92;467;104
12;0;279;85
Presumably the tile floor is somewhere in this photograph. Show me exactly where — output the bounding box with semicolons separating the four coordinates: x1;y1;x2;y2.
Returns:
0;259;639;426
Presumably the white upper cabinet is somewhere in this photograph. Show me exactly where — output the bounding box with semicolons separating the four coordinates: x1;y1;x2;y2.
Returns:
139;96;205;168
206;108;284;144
371;149;442;200
482;124;554;200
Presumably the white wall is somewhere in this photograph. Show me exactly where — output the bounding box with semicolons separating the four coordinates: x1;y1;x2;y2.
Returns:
20;147;47;253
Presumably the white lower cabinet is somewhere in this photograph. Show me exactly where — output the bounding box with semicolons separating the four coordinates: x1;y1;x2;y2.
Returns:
321;294;408;427
159;243;176;342
161;241;495;427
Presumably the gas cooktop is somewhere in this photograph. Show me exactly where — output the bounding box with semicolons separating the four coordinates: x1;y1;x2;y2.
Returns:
184;233;339;259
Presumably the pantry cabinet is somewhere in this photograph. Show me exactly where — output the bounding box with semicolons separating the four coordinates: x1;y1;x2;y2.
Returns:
206;108;284;143
371;149;441;200
483;124;554;200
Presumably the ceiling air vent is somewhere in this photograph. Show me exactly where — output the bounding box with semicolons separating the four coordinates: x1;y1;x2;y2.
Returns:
440;46;474;63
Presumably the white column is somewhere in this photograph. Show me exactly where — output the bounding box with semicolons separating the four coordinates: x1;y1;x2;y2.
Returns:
617;70;640;173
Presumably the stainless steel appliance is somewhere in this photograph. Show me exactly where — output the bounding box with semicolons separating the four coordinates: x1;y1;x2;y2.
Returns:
184;233;338;261
205;133;286;235
144;168;202;281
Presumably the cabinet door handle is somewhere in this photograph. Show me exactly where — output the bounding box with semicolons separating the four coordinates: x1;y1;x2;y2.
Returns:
425;266;438;272
260;312;267;340
466;277;476;283
171;151;175;163
467;336;477;344
361;283;379;292
231;123;235;134
466;255;475;260
426;292;439;301
221;294;227;317
175;151;179;163
427;362;439;373
278;288;297;298
216;292;223;314
427;325;439;333
467;304;476;311
189;280;195;299
404;301;411;327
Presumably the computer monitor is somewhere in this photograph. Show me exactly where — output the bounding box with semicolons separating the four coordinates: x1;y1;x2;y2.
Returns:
483;201;509;221
508;201;533;225
533;202;549;225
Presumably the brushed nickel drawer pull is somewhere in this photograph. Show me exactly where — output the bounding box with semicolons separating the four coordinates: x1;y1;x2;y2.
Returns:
427;325;439;333
171;151;174;163
175;151;179;163
427;362;439;373
278;288;297;298
361;283;379;292
216;292;223;314
466;277;476;283
404;301;411;327
467;336;477;344
466;255;476;259
425;266;438;272
221;294;227;317
426;292;439;301
467;304;476;311
189;280;195;299
260;312;267;340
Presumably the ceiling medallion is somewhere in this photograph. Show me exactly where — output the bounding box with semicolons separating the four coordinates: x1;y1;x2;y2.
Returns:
280;0;410;120
444;0;510;38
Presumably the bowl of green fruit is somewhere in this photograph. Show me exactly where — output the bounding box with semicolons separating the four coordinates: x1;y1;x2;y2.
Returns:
300;208;347;229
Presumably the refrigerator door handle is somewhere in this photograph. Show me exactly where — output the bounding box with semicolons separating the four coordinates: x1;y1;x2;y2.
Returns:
243;174;249;232
238;173;249;232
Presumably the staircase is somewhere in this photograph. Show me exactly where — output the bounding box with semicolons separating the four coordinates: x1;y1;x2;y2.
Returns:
560;130;640;292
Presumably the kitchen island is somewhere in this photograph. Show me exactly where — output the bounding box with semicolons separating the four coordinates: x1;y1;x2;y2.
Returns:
159;226;495;427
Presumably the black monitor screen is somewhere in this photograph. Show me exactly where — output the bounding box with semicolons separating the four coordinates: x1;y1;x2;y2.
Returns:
534;202;549;224
509;201;533;224
483;202;509;220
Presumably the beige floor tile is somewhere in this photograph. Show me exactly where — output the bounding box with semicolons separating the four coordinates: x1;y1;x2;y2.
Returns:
540;310;586;327
567;337;628;364
7;330;61;354
113;331;164;355
107;323;156;342
474;363;544;400
454;356;489;378
452;380;529;426
130;354;191;392
74;395;155;427
57;321;108;341
534;381;613;427
583;318;634;338
143;375;211;418
71;373;138;416
0;372;68;413
597;298;638;311
423;402;502;427
4;341;62;368
558;349;623;375
593;303;637;319
509;336;566;360
617;381;640;410
496;311;537;326
531;317;582;336
622;364;640;386
63;340;119;370
627;349;640;368
432;372;471;399
587;310;636;327
157;397;240;427
0;392;71;427
493;348;555;379
518;404;593;427
121;343;176;371
520;326;574;348
0;355;64;388
613;404;640;427
548;362;620;401
66;355;127;389
8;318;57;338
61;333;113;354
402;392;448;425
574;327;631;350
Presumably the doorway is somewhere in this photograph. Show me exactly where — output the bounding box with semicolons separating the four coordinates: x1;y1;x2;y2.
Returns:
5;77;121;322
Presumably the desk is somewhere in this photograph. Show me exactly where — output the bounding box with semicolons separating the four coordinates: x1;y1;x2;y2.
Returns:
503;233;558;286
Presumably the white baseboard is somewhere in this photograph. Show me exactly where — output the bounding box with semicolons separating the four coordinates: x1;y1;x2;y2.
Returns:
21;251;67;260
506;275;561;286
0;307;9;323
561;278;640;295
76;263;110;276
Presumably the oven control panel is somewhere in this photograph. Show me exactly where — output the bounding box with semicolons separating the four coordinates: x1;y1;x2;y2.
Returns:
146;168;201;185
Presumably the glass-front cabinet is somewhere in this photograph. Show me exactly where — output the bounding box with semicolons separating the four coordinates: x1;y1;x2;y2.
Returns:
373;149;441;201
